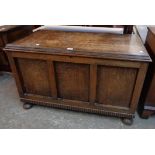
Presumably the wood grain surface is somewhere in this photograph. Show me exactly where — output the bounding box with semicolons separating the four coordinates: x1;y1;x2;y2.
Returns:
5;30;151;62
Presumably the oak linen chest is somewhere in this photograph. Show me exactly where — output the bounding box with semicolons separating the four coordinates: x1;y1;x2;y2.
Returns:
4;30;151;125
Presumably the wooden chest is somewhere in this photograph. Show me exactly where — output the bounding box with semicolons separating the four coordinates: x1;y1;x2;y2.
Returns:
0;25;34;72
4;30;151;125
138;27;155;118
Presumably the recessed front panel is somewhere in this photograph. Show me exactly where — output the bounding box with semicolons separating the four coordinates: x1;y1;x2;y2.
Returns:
16;58;50;96
55;62;89;101
96;66;137;108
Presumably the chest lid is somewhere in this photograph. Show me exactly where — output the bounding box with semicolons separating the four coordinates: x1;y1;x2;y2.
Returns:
5;29;151;62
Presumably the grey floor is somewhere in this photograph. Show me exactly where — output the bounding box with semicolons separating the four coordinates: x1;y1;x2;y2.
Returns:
0;73;155;129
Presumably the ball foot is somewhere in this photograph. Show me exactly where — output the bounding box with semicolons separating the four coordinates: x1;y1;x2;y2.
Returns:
121;118;133;126
140;114;149;119
23;103;33;109
139;110;154;119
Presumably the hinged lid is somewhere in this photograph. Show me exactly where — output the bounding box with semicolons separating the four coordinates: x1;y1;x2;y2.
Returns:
4;30;151;62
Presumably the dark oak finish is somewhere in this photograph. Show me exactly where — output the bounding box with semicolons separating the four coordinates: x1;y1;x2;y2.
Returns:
47;61;57;98
55;62;90;101
96;66;137;108
4;29;150;124
138;27;155;118
0;25;34;72
16;58;51;96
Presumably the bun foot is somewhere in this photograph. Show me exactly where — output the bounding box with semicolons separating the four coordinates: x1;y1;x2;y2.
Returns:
121;118;133;125
139;110;154;119
23;103;33;109
140;114;149;119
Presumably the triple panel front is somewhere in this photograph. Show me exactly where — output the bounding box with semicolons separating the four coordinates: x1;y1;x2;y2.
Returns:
8;51;147;120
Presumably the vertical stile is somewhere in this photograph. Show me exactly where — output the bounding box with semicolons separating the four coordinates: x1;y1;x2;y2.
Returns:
47;61;57;98
89;64;97;103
